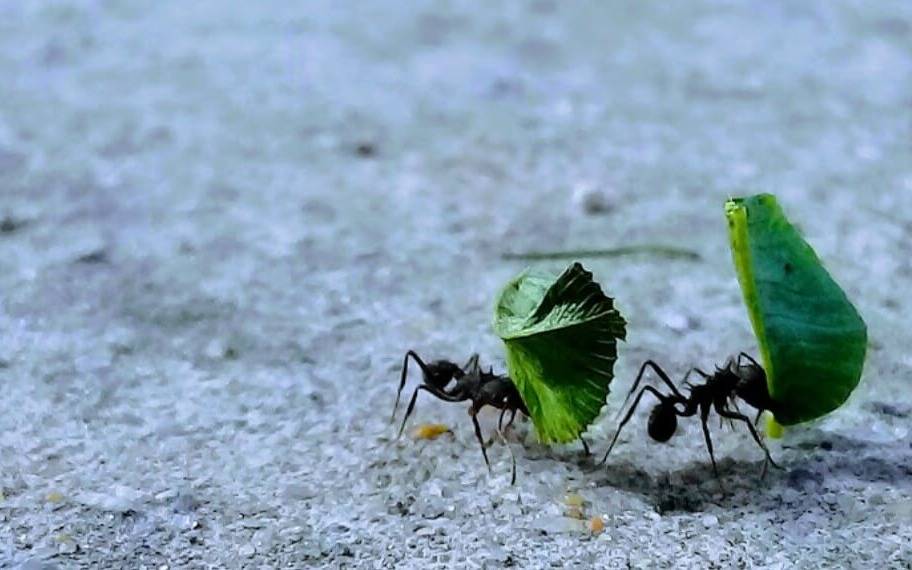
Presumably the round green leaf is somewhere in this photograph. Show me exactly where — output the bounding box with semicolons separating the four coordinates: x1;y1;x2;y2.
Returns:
493;262;627;443
725;194;867;426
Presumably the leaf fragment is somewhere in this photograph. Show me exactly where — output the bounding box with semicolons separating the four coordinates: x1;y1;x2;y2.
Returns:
725;194;867;425
493;262;627;443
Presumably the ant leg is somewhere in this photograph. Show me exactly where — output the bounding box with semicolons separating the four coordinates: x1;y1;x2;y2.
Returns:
699;402;720;479
470;410;492;472
494;426;517;485
717;408;782;473
601;385;668;464
497;408;508;431
619;361;687;413
753;408;764;426
504;408;518;431
397;384;466;439
681;367;710;387
580;437;591;456
393;351;429;422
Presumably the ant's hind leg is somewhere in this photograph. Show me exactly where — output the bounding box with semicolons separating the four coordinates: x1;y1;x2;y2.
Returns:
393;351;427;422
397;384;466;439
579;437;591;457
623;361;688;409
601;385;668;464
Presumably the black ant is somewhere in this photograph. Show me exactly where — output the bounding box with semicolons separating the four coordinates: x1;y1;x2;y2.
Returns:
391;351;530;483
601;352;782;479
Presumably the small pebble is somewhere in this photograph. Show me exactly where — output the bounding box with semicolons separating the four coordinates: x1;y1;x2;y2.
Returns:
572;183;615;215
701;514;719;527
415;526;436;536
589;516;605;535
55;534;77;554
238;544;256;557
354;142;377;158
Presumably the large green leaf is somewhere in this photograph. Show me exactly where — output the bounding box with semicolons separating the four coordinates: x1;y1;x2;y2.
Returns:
493;262;627;443
725;194;867;426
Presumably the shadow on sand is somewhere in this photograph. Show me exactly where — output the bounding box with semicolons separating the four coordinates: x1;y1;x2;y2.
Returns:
570;430;912;513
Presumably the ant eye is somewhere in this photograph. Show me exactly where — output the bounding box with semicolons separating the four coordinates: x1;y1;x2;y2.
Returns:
726;194;866;429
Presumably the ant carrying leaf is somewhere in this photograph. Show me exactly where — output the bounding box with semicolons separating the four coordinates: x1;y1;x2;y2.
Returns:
393;263;627;483
601;353;780;479
603;194;868;478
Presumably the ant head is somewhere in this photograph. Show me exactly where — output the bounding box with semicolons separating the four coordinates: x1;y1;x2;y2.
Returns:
424;360;464;388
734;363;771;409
647;400;678;443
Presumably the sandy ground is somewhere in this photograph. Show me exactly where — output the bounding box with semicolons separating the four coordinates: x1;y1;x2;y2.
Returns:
1;1;911;568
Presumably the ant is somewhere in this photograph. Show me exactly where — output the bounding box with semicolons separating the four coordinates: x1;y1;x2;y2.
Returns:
601;352;782;479
391;350;529;483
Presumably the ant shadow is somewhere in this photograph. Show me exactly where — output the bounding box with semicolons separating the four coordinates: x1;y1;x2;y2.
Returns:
572;429;912;514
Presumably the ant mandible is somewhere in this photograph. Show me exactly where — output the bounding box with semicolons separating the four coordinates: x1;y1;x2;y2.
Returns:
601;352;782;478
391;350;529;483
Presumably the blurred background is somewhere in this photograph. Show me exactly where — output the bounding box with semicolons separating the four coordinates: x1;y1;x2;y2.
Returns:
0;1;910;567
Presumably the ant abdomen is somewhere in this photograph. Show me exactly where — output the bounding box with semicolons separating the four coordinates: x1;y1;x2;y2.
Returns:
647;403;677;442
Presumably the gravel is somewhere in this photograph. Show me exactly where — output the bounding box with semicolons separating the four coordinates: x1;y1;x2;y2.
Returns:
1;1;911;568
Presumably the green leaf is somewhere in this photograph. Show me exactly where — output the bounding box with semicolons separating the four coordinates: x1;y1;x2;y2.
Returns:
493;262;627;443
725;194;867;426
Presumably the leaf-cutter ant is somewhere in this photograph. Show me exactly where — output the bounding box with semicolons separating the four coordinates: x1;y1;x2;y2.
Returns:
601;353;782;478
391;351;528;483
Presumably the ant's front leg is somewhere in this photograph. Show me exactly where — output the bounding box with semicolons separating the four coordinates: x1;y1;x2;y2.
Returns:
397;384;467;439
716;405;782;476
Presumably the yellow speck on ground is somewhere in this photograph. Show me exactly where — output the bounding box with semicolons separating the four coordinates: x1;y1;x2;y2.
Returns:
564;493;585;507
564;493;588;520
46;491;64;504
412;424;451;440
589;515;605;535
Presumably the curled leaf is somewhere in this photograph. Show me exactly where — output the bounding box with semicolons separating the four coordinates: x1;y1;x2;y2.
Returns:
726;194;867;426
493;262;627;443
